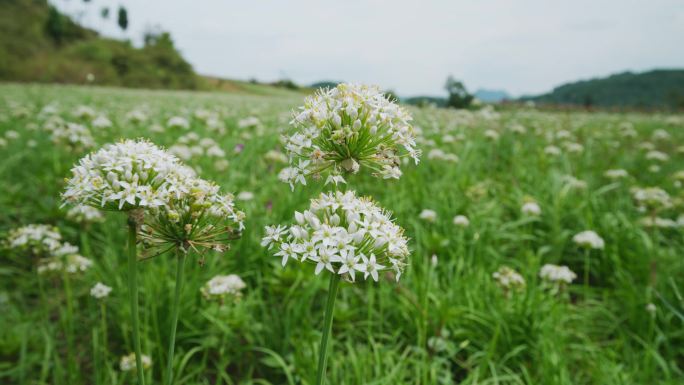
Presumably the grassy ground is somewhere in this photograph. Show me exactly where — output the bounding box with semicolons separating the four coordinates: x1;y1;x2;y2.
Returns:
1;83;683;384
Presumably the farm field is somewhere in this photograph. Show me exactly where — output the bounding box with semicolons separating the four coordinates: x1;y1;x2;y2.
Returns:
1;82;684;385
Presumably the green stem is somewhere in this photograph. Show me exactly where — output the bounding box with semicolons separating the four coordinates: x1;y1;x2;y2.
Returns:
101;302;108;364
583;248;590;293
315;273;341;385
127;219;146;385
165;251;187;385
63;271;77;382
80;228;92;258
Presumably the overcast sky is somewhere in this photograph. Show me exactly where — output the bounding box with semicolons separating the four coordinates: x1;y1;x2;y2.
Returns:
54;0;684;97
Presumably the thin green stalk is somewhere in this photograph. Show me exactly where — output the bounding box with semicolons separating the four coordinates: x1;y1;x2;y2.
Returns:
165;251;187;385
127;219;146;385
315;273;341;385
649;222;658;287
93;327;101;385
80;228;92;258
583;248;590;293
38;274;49;320
101;302;108;366
421;253;432;385
456;230;465;275
62;271;77;383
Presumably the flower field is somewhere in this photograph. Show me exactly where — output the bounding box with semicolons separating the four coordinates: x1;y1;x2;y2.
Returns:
1;82;684;384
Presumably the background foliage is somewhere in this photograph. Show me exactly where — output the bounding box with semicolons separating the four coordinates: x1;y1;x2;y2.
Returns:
0;0;197;89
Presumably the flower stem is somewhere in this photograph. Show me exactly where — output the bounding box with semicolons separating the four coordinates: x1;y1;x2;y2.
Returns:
101;301;108;364
62;271;77;383
583;248;590;294
315;273;341;385
164;251;186;385
127;219;145;385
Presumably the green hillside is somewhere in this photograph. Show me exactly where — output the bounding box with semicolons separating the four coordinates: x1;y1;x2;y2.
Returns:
526;69;684;110
0;0;198;89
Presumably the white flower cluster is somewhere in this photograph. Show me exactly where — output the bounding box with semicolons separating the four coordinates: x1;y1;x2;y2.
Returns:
631;187;672;211
419;209;437;223
237;191;254;201
62;139;191;211
50;122;95;151
484;129;500;141
120;353;152;372
604;169;629;180
5;224;63;255
201;274;246;301
92;115;113;129
562;175;587;190
38;253;93;274
167;116;190;130
492;266;526;291
63;139;245;253
452;215;470;227
564;142;584;154
652;129;670;141
281;83;420;188
427;148;459;162
195;110;225;134
5;224;92;274
238;116;262;129
169;132;226;161
264;149;288;164
90;282;113;299
645;150;669;162
262;191;409;282
572;230;605;249
126;109;148;124
639;216;678;228
544;145;562;156
521;201;542;216
66;204;105;224
141;177;246;253
73;105;97;120
539;264;577;284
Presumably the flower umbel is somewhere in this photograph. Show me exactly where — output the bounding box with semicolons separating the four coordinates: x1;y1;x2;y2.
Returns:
262;190;410;282
573;230;605;249
90;282;113;299
201;274;246;303
5;224;63;256
120;353;152;372
140;177;245;256
539;264;577;284
62;138;191;211
281;83;420;189
492;266;526;293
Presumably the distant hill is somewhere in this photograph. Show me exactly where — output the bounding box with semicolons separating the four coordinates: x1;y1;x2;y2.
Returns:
524;69;684;110
310;81;341;89
474;89;510;103
403;96;447;107
0;0;198;89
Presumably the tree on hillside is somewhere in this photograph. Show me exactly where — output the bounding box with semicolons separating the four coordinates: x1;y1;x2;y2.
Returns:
101;7;109;20
45;5;89;44
117;6;128;32
444;75;473;109
384;90;399;103
45;6;66;44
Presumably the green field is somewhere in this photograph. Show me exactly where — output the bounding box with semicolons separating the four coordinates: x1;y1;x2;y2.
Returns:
1;83;684;384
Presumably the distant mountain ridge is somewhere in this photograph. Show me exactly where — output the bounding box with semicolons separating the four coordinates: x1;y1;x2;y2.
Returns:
524;69;684;109
475;89;510;103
